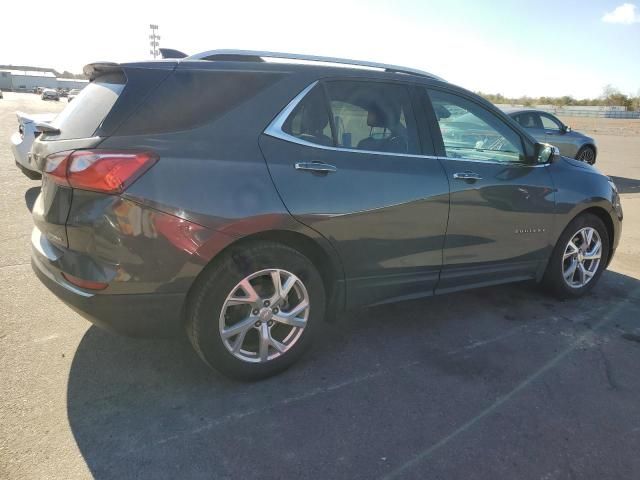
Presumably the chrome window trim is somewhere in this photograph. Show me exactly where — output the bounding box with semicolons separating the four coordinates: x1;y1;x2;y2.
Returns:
263;82;549;167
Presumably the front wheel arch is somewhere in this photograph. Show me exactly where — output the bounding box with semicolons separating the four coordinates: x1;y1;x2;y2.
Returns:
545;206;615;277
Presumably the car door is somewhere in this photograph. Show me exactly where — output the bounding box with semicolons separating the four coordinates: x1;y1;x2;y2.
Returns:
260;80;450;307
423;88;556;293
539;113;576;157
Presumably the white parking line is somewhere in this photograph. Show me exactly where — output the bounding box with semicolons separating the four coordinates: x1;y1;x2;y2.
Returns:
33;334;60;343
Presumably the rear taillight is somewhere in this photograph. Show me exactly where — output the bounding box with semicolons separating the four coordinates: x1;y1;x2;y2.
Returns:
43;150;158;193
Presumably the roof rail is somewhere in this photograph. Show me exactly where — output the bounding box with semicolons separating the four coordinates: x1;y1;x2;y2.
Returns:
186;49;445;81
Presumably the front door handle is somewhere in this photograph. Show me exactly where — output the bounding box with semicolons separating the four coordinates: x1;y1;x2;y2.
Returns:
452;171;482;181
295;162;337;174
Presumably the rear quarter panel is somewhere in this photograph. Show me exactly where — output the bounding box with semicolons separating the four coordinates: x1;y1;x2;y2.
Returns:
99;71;345;292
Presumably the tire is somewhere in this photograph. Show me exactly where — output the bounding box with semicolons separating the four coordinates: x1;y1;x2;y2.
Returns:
576;145;596;165
186;242;326;380
542;213;609;299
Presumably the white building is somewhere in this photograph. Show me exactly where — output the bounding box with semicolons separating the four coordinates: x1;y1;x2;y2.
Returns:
56;77;90;90
0;69;88;91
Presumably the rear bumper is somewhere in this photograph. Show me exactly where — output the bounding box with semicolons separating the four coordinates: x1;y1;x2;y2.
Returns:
31;228;185;338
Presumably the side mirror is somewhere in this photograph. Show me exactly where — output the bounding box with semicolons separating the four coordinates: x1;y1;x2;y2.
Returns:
536;143;560;164
562;125;572;134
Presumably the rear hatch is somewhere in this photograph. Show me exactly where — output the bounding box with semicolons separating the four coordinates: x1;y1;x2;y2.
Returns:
31;61;175;248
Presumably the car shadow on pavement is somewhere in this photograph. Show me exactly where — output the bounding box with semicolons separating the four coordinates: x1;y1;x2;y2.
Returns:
609;176;640;194
24;186;40;213
66;271;640;479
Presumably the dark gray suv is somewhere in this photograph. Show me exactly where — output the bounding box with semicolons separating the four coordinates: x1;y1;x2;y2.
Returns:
30;50;623;379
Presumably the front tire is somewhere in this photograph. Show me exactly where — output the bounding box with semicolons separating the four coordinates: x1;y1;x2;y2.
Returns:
186;242;326;380
576;146;596;165
542;213;609;299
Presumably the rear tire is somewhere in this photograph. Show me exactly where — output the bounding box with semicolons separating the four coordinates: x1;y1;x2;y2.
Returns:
542;213;609;299
576;145;596;165
186;242;326;380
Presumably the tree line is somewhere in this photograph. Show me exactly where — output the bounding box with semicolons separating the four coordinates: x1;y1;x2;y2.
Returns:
478;85;640;111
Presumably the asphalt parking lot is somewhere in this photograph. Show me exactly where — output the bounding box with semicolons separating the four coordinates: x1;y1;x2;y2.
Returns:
1;92;640;479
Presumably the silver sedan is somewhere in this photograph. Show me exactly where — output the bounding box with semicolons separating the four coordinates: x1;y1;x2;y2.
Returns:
503;108;597;164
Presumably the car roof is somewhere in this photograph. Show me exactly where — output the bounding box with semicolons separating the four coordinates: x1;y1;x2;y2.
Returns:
186;49;446;81
501;107;555;116
108;50;447;86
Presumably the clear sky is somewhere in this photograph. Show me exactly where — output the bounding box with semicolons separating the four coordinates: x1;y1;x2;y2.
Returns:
2;0;638;98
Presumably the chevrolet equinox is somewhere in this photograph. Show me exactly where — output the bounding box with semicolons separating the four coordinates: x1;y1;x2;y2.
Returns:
30;50;623;379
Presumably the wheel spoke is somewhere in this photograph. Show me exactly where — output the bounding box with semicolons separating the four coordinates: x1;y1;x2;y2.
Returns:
576;262;587;285
221;317;255;340
270;270;297;303
258;323;270;361
227;279;260;306
273;313;307;328
583;251;601;261
270;270;282;297
273;299;309;328
584;240;601;260
564;259;578;281
230;328;249;353
564;240;579;259
584;228;594;247
582;263;595;279
269;336;286;353
281;275;297;299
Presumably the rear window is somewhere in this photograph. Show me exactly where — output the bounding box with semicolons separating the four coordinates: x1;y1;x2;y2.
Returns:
115;70;282;135
51;77;124;140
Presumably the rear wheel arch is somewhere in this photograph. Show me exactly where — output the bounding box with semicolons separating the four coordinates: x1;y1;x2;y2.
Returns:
186;229;344;323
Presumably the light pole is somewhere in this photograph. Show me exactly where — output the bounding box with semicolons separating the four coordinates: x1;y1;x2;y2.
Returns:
149;24;160;59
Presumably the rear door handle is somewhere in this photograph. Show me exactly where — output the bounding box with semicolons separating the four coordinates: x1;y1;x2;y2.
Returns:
295;162;337;174
452;171;482;181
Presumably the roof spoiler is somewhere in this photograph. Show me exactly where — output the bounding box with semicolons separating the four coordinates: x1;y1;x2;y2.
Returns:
34;121;60;135
83;62;122;81
159;48;188;59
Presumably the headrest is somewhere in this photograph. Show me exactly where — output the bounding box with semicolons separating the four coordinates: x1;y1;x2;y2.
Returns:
302;104;329;133
366;104;400;128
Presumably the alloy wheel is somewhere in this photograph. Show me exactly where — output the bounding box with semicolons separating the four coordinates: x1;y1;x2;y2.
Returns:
562;227;602;288
578;148;595;164
219;269;310;363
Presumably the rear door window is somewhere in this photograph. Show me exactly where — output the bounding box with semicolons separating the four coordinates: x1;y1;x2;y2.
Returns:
51;77;124;140
325;81;420;154
514;112;542;129
282;85;333;146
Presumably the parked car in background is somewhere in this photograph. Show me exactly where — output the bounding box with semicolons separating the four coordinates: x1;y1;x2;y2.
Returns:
67;88;81;102
41;89;59;101
504;108;597;164
58;89;68;98
30;50;622;380
11;111;56;179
